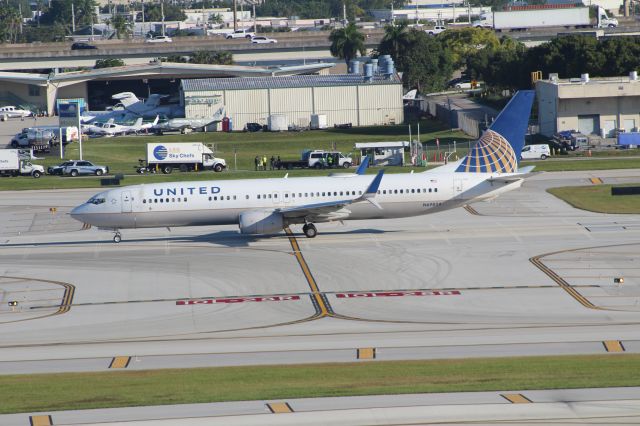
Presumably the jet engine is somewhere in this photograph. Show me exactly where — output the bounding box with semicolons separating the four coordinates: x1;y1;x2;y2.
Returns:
239;210;284;234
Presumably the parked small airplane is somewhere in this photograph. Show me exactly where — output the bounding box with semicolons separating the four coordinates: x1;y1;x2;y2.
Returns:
87;116;159;136
82;92;183;123
0;105;33;119
152;107;225;134
72;91;536;243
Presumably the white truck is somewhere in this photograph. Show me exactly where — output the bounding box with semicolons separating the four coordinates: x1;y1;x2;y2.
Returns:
139;142;227;174
472;6;617;31
0;149;45;178
225;29;255;39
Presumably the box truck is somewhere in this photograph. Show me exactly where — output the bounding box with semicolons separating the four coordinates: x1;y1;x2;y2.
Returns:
139;142;226;174
0;149;45;178
473;6;617;31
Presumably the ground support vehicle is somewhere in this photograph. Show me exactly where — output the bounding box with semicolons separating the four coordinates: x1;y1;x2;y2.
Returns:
275;150;353;170
48;160;109;177
0;149;44;178
10;128;56;152
138;142;226;174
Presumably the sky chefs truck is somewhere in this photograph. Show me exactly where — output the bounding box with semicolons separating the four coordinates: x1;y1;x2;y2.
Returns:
473;6;617;31
0;149;45;178
141;143;226;174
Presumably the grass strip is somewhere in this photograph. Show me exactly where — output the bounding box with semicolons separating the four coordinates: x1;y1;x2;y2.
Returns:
1;354;639;414
548;184;640;214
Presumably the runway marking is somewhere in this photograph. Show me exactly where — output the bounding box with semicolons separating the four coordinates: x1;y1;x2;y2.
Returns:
336;291;461;298
176;296;301;305
266;402;293;413
530;256;599;310
109;356;131;369
501;393;532;404
81;222;92;230
0;276;75;323
590;177;603;185
464;205;481;216
603;340;626;352
357;347;376;359
29;415;52;426
285;227;332;317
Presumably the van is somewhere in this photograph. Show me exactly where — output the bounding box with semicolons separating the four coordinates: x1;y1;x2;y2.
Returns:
520;144;551;160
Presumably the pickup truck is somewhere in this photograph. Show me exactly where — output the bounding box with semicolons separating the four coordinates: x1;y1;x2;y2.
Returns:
275;150;353;170
225;29;255;39
426;25;446;35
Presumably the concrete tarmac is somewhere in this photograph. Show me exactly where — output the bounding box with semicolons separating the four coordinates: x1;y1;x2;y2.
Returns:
0;169;639;423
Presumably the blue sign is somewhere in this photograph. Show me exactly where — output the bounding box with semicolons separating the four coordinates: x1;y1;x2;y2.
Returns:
153;145;168;160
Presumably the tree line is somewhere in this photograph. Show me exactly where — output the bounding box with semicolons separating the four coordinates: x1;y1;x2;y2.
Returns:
329;23;640;94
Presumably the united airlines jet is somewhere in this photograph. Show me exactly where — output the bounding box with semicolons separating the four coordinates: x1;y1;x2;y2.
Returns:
71;91;535;243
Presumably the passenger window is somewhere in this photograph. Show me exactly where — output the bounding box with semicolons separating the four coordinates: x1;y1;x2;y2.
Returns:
268;194;272;199
154;199;158;203
358;191;362;195
172;198;175;202
435;188;438;192
285;194;289;198
208;197;212;201
257;195;261;199
394;190;398;194
377;190;380;194
143;199;147;204
429;188;432;193
305;193;308;197
340;191;343;196
160;199;164;203
322;192;326;196
333;192;337;196
184;198;187;202
411;189;415;193
299;193;302;197
274;194;278;198
246;195;249;199
400;190;403;194
383;190;386;194
227;196;230;200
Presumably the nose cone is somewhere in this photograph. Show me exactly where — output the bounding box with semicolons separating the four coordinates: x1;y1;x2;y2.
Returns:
70;204;89;224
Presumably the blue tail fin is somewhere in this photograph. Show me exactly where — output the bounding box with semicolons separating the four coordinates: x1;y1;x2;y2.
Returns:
456;90;535;174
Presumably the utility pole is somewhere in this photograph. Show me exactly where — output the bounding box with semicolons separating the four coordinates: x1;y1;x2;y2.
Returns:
142;0;145;24
71;2;76;33
18;3;23;34
161;0;165;36
343;2;347;24
233;0;237;31
253;3;256;32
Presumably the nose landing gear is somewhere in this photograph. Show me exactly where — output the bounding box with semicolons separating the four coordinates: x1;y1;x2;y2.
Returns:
302;223;317;238
113;231;122;243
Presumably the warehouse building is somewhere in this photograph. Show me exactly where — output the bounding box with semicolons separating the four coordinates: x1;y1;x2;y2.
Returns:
536;72;640;137
180;73;404;130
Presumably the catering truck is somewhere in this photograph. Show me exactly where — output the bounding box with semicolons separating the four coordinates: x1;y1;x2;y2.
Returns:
138;142;226;174
0;149;45;178
472;6;617;31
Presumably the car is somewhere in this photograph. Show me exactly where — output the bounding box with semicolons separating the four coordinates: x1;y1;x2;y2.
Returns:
426;25;446;35
47;160;109;177
251;36;277;44
225;29;255;39
145;35;172;43
71;42;97;50
245;122;264;132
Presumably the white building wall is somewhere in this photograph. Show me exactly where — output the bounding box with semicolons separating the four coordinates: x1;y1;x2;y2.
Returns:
357;84;404;126
313;86;359;127
269;87;313;128
224;89;270;129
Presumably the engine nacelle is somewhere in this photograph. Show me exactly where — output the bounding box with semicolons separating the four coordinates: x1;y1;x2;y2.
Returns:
239;210;284;235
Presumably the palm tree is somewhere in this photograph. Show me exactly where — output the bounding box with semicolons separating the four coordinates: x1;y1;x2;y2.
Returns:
329;23;367;65
379;22;410;63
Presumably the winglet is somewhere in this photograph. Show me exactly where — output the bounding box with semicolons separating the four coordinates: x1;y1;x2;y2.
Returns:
355;156;369;175
364;169;384;196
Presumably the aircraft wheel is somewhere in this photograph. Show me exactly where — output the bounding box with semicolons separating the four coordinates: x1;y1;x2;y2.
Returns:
303;223;317;238
113;233;122;243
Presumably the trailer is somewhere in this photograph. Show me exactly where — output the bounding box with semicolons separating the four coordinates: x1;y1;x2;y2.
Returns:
139;142;226;174
0;149;44;178
473;6;617;31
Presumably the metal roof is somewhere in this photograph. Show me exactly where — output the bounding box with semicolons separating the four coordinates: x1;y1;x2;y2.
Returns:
182;74;402;92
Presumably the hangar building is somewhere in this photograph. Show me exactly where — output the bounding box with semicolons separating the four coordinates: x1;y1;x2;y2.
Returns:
180;73;404;130
536;72;640;137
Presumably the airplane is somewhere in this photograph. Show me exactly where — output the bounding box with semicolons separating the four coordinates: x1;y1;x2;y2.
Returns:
71;90;536;243
0;105;33;119
82;118;115;134
152;107;226;134
88;116;159;136
82;92;184;123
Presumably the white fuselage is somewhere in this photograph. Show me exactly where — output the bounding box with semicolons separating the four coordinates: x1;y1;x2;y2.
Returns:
71;164;523;231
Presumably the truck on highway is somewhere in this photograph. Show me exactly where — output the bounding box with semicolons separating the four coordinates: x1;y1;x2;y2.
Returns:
275;150;353;170
472;6;617;31
0;149;45;178
138;142;227;174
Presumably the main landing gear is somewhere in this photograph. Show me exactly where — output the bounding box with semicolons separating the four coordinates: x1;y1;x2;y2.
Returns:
113;231;122;243
302;223;317;238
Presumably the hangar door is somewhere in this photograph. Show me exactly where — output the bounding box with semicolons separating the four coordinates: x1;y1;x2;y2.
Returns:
578;114;600;135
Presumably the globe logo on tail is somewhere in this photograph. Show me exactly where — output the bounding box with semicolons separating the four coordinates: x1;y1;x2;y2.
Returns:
456;130;517;173
153;145;168;161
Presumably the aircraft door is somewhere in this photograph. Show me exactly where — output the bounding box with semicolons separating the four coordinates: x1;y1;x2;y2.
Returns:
121;190;132;213
454;178;463;194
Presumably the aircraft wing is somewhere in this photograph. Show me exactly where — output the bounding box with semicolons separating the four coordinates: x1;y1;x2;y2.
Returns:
277;169;384;221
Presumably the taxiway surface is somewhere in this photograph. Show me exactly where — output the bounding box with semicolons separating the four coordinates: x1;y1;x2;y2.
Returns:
1;169;639;375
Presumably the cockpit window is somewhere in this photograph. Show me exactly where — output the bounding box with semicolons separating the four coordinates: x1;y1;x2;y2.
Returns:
87;197;106;205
